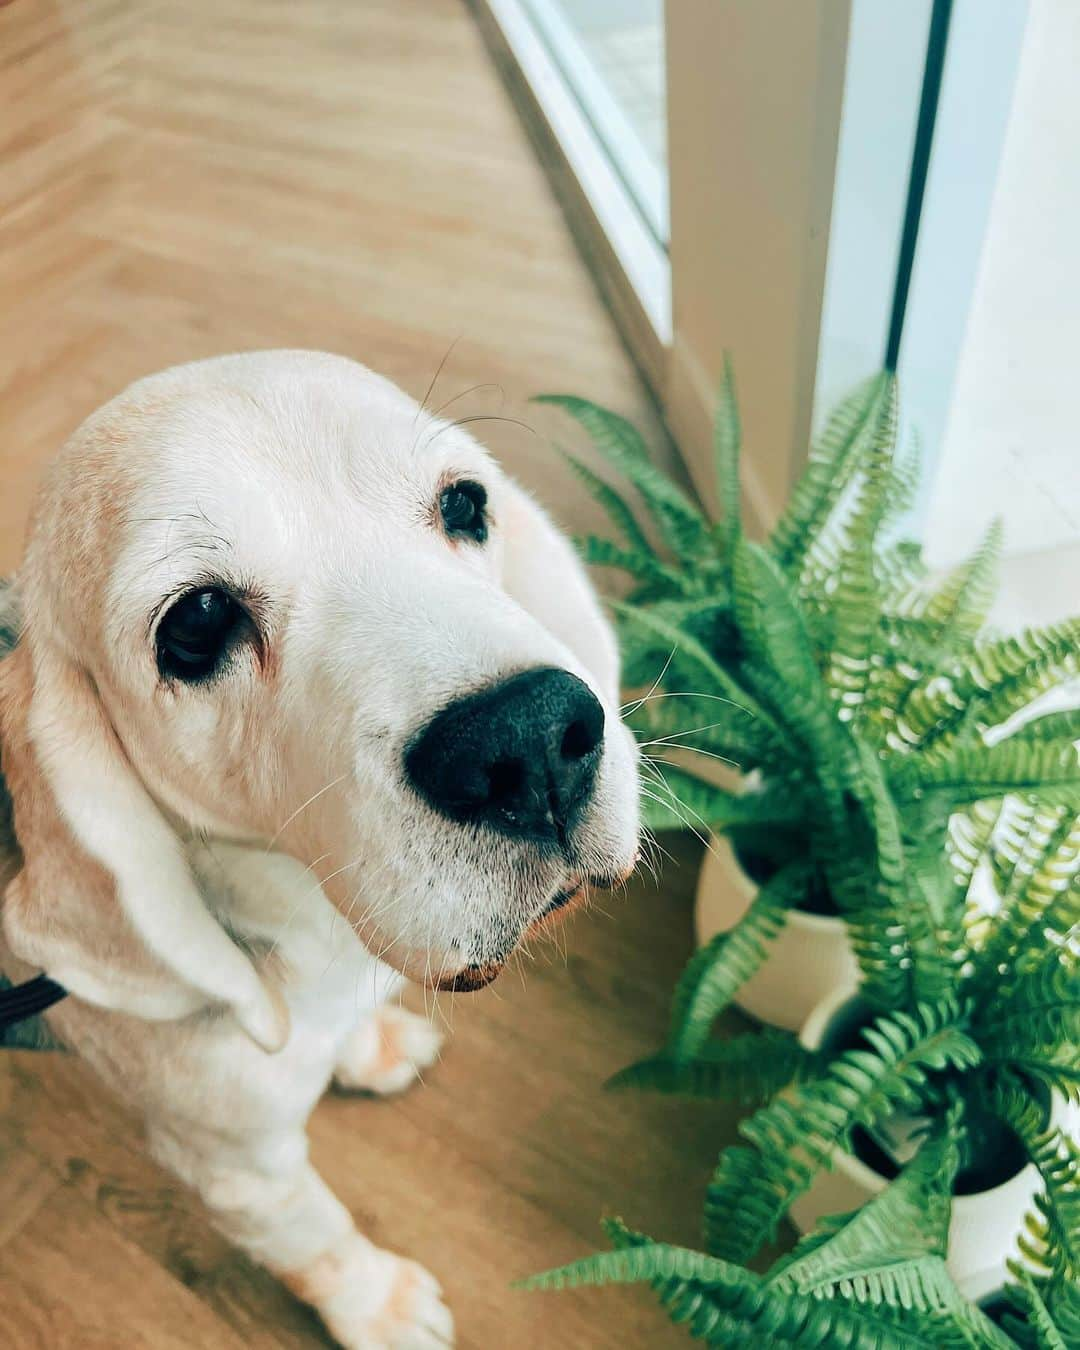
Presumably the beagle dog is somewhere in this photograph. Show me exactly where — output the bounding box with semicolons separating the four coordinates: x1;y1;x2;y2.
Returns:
0;351;640;1349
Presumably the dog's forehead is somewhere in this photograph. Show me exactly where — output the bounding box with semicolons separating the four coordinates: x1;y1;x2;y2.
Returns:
81;353;498;626
92;352;491;543
123;351;486;484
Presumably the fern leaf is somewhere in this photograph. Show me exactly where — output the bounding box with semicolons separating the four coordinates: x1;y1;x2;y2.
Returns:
911;740;1080;809
825;751;954;1010
1000;1274;1070;1350
765;1122;1015;1345
666;862;806;1059
975;807;1080;984
770;1126;958;1287
1017;1132;1080;1289
608;1029;812;1104
979;956;1080;1083
536;395;711;564
916;518;1004;642
770;371;894;575
737;660;855;835
526;1223;944;1348
821;385;899;712
520;1237;746;1294
576;533;692;593
703;1002;980;1263
895;619;1080;751
713;353;742;562
732;538;820;691
1007;707;1080;744
561;452;654;556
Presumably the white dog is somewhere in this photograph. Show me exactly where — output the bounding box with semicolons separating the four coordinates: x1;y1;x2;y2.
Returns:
0;351;640;1348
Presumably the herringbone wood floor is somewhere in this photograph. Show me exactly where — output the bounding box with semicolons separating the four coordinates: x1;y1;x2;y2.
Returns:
0;2;761;1346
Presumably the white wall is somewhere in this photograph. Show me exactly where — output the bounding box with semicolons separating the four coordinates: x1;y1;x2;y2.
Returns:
923;0;1080;624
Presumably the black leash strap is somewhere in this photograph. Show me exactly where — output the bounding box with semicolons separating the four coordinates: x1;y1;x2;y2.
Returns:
0;974;68;1032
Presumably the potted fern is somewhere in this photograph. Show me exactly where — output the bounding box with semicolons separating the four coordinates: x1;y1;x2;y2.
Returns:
533;368;1079;1339
523;800;1079;1334
609;780;1079;1300
545;370;1080;1031
524;1112;1079;1347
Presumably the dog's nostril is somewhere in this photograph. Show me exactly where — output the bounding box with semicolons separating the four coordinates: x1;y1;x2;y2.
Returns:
487;758;525;804
561;716;601;761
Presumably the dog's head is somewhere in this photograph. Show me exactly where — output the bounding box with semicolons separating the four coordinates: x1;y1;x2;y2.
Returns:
0;352;639;1046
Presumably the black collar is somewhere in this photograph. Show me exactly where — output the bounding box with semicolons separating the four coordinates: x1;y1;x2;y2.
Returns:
0;974;68;1033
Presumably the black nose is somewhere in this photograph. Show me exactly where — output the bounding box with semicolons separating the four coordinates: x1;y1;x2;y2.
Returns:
404;667;605;845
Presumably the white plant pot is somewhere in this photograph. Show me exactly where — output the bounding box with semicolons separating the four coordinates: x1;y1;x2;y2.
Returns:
789;985;1067;1303
694;835;859;1032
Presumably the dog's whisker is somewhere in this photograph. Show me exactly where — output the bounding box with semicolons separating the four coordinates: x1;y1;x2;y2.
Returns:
428;381;505;422
265;774;348;852
414;334;460;428
619;646;677;717
639;771;718;857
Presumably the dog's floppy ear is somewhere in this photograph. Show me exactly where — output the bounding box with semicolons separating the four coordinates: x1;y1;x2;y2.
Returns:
0;633;289;1051
498;481;621;706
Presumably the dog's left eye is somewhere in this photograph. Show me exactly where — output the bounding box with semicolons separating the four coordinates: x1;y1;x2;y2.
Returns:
156;587;246;682
439;480;487;543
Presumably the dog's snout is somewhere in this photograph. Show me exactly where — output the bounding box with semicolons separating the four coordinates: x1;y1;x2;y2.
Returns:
404;667;604;843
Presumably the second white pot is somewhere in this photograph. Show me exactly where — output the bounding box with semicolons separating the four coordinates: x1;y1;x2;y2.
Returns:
789;985;1054;1303
694;835;859;1032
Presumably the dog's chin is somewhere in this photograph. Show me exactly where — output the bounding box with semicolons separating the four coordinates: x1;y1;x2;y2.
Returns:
368;849;640;995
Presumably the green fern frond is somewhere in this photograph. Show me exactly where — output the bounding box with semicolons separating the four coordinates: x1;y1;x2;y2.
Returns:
770;371;894;576
769;1126;958;1287
951;798;1009;943
912;740;1080;809
561;451;655;556
732;538;821;690
829;751;956;1009
916;518;1004;642
975;807;1080;983
526;1223;946;1348
764;1122;1016;1347
990;1078;1080;1291
576;533;693;594
738;660;856;835
1000;1274;1070;1350
1007;707;1080;744
978;956;1080;1077
896;620;1080;751
536;395;711;564
666;862;806;1059
818;388;898;713
877;539;931;607
703;1002;980;1263
608;1029;812;1103
881;434;922;526
713;353;742;563
1017;1133;1080;1289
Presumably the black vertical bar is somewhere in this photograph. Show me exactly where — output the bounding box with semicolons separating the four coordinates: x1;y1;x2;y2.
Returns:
884;0;954;372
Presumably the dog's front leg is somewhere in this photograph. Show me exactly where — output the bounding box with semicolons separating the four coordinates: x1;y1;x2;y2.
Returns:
149;1123;453;1349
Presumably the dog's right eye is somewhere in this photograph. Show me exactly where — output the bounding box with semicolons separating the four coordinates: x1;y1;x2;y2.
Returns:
156;587;244;682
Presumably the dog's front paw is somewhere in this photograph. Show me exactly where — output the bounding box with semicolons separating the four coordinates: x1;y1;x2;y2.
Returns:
300;1238;453;1349
334;1006;443;1096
